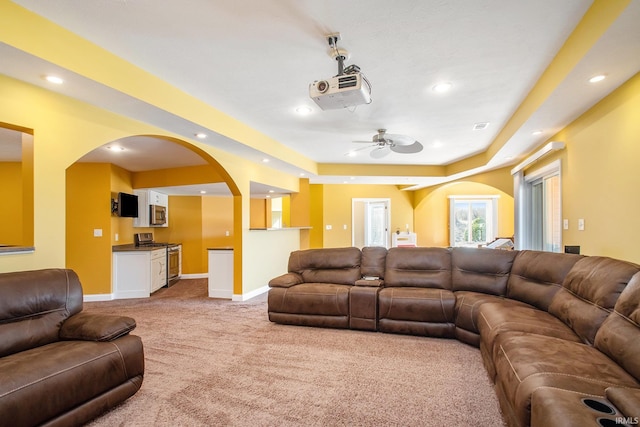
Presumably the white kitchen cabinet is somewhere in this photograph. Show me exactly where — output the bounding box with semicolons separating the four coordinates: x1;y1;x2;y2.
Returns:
113;248;167;298
207;248;233;299
133;189;169;228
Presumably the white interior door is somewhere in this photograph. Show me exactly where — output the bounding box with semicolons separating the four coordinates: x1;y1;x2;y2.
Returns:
352;198;390;248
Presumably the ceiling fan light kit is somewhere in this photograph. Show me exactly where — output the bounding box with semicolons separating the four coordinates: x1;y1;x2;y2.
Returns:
353;129;424;159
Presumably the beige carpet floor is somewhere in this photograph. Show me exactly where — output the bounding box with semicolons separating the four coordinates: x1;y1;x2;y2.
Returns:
85;279;505;426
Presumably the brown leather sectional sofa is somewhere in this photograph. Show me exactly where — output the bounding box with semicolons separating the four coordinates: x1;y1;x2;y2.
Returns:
0;269;144;427
268;246;640;427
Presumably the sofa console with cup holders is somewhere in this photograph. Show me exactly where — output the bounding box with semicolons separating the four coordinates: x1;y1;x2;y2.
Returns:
268;246;640;427
0;269;144;427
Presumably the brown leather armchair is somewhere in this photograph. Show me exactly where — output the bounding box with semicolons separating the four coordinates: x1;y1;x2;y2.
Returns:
0;269;144;427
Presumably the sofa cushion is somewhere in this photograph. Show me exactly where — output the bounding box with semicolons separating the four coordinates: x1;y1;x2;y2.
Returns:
451;247;516;295
378;287;455;337
477;300;581;381
549;256;640;345
506;250;582;310
493;333;639;427
384;247;451;289
0;269;83;358
606;387;640;418
0;335;144;427
595;271;640;382
287;247;362;285
268;283;350;317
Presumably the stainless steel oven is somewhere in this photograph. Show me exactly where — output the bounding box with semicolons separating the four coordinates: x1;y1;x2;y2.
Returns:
167;244;181;286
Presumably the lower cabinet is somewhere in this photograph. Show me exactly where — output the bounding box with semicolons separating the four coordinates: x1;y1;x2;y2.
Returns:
113;249;166;299
207;248;233;299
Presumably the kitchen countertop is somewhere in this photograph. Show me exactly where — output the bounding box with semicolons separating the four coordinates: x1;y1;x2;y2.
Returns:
113;244;169;252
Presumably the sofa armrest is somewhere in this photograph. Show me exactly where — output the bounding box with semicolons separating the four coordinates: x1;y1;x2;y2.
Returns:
355;278;384;287
606;387;640;418
269;272;304;288
60;312;137;342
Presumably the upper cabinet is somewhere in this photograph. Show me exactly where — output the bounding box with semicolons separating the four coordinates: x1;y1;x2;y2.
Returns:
133;189;169;228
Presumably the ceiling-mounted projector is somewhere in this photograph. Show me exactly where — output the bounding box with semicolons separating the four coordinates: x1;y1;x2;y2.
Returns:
309;32;372;110
309;73;372;110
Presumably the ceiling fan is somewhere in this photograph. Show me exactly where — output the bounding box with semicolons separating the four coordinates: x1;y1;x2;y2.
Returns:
352;129;423;159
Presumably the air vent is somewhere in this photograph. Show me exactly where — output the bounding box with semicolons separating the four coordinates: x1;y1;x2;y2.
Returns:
473;122;490;130
338;75;358;89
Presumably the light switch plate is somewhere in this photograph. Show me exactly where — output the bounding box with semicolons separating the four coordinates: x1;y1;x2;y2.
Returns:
93;229;103;237
563;219;569;230
578;219;585;231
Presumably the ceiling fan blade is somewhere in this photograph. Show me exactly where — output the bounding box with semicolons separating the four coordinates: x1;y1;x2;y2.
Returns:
352;140;376;144
370;146;391;159
385;133;415;146
391;141;423;154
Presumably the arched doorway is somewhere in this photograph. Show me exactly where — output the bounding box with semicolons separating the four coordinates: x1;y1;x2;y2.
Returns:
65;134;241;298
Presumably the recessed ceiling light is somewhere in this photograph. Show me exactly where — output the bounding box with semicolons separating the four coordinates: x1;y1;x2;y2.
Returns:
45;75;64;84
346;151;357;157
262;158;270;163
432;82;452;93
299;173;306;177
106;146;125;151
268;190;274;193
531;130;543;135
589;74;606;83
195;132;207;139
200;190;207;194
295;106;313;115
473;122;490;131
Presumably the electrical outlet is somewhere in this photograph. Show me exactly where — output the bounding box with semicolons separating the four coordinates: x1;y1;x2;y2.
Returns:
93;229;102;237
225;230;230;236
343;224;347;230
578;219;585;231
115;233;119;241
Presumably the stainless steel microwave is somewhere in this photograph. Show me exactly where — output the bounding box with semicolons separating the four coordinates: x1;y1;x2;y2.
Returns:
149;204;167;226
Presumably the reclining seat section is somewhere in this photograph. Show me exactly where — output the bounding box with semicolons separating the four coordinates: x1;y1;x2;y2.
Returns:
490;257;640;427
378;247;455;338
451;247;518;346
477;250;583;379
268;247;362;328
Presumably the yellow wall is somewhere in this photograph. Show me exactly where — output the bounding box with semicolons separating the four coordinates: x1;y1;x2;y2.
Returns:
250;199;267;228
414;179;514;247
310;184;415;248
0;162;23;245
527;72;640;263
66;163;114;294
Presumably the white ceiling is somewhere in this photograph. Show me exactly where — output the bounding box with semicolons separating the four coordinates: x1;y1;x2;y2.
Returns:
3;0;640;195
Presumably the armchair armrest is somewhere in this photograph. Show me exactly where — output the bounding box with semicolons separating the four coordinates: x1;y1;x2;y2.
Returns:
60;312;137;342
269;272;304;288
355;278;384;287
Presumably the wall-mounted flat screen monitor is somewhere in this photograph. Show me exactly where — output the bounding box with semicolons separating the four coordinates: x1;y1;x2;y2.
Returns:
117;192;138;218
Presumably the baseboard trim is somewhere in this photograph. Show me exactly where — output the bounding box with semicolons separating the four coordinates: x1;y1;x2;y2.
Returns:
179;273;208;279
84;294;114;302
232;285;269;302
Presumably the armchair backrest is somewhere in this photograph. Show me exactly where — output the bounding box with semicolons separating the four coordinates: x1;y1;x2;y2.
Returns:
550;256;640;345
288;247;362;285
451;247;516;295
384;247;452;289
0;269;83;357
506;250;581;310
